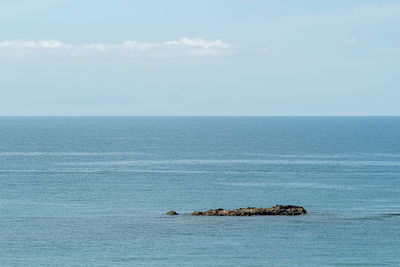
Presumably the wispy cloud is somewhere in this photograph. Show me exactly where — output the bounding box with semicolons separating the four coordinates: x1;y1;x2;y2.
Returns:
262;2;400;52
0;38;236;59
343;37;358;46
373;48;400;53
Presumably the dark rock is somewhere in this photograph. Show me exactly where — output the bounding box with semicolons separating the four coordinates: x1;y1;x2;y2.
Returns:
191;205;306;216
166;210;178;215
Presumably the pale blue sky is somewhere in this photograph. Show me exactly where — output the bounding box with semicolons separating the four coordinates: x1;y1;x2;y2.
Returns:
0;0;399;115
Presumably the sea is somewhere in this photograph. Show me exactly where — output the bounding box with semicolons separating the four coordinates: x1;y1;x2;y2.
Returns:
0;117;399;266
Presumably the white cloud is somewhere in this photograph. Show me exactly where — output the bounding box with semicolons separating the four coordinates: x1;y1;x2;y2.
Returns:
0;38;236;59
164;38;231;49
0;40;65;48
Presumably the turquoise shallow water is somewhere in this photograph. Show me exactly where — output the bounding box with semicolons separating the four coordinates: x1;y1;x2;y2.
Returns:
0;117;399;266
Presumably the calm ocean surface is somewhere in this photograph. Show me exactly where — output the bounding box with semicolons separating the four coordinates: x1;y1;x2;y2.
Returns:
0;117;399;266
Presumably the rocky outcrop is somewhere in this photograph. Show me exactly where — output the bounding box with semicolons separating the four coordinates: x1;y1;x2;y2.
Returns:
166;210;178;215
191;205;306;216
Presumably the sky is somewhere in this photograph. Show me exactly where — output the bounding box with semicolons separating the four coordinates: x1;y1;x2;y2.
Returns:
0;0;399;116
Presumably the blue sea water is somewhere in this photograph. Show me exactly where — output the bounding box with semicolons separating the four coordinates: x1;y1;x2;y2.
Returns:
0;117;399;266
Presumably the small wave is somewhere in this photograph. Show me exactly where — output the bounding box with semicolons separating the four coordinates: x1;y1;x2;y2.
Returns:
236;152;400;159
0;168;212;174
0;152;150;156
215;181;365;191
380;213;400;217
347;213;400;221
215;182;270;187
55;158;400;167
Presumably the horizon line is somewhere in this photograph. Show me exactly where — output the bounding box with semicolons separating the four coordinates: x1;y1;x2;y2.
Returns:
1;115;400;118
